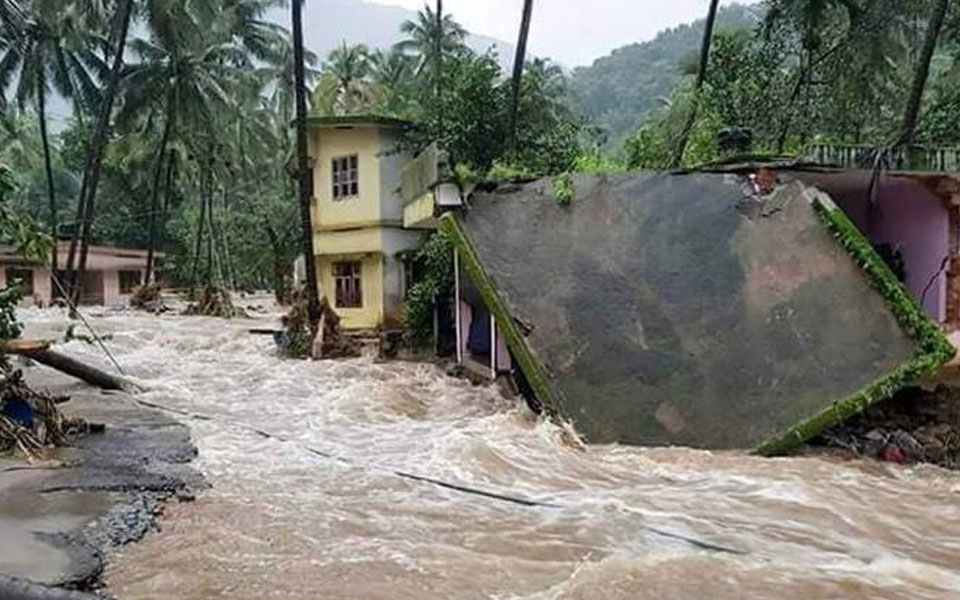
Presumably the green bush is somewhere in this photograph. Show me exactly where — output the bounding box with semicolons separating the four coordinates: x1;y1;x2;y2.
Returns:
402;230;454;344
553;173;574;206
0;164;51;354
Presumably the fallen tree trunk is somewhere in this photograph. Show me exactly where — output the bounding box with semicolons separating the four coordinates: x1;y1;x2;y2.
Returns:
3;343;133;392
0;575;104;600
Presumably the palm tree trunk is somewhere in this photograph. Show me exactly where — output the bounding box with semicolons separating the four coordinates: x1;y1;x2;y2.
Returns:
434;0;444;137
190;168;209;289
205;194;216;285
71;0;134;302
264;220;286;304
36;68;58;273
435;0;443;97
896;0;949;148
211;188;234;290
507;0;534;154
145;106;174;284
292;0;321;323
670;0;720;168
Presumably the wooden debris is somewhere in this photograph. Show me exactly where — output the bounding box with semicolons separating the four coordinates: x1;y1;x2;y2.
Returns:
1;340;52;354
0;365;91;459
314;297;361;359
184;285;248;319
3;344;132;392
279;286;360;359
130;283;166;312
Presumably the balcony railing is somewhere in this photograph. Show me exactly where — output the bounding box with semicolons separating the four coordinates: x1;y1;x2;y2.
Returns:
808;143;960;173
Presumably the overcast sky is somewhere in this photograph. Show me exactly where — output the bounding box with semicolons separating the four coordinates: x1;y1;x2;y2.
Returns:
368;0;740;67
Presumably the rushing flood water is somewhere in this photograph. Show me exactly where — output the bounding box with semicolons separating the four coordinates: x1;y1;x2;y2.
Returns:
18;305;960;599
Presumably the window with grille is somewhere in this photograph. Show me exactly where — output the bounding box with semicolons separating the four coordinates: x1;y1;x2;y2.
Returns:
119;270;142;294
332;155;359;199
333;261;363;308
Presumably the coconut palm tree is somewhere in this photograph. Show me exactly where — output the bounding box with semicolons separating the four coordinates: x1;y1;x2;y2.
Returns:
313;43;372;115
255;39;317;136
116;4;246;283
0;0;25;49
0;0;103;270
0;108;41;171
292;0;319;322
223;0;289;64
368;48;416;115
395;3;466;79
66;0;133;300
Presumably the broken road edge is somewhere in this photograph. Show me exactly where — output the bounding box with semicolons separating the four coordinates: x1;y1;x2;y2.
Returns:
439;185;957;456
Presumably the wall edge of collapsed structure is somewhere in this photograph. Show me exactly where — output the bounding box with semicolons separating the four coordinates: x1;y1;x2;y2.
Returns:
439;213;565;418
755;186;956;455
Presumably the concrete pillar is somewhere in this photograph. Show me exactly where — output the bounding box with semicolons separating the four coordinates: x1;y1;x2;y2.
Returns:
33;268;52;307
496;326;512;372
454;249;462;364
102;269;121;306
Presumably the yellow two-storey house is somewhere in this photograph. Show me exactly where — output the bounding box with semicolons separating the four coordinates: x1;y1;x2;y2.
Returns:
308;115;420;331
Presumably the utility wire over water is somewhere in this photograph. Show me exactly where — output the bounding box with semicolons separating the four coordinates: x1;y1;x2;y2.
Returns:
18;307;960;600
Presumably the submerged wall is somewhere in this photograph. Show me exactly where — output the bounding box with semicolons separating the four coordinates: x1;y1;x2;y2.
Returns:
444;172;952;450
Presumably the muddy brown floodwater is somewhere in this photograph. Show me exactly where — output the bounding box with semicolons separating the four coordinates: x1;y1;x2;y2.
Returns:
18;306;960;600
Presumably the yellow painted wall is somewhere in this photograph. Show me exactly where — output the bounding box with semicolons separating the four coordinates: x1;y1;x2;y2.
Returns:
310;126;386;230
313;228;383;256
317;253;383;330
307;123;418;330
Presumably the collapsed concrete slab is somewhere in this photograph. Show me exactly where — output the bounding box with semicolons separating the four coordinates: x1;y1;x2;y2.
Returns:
441;172;954;453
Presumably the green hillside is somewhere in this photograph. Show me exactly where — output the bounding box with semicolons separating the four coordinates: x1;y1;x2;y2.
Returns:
569;3;763;151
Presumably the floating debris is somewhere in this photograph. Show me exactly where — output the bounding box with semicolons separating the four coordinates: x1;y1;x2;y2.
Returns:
130;283;167;313
278;287;361;359
184;285;248;319
0;363;92;459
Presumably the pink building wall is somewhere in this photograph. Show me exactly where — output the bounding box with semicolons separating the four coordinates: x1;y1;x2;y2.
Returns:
33;268;52;306
803;175;950;322
1;266;144;307
2;243;153;307
103;270;121;305
0;266;52;306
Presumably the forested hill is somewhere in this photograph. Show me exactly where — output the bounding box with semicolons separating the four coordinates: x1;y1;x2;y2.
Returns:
266;0;514;69
569;3;764;150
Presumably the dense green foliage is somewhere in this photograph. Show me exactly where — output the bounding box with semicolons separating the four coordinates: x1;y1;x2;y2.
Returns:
6;0;959;321
623;0;960;168
403;230;454;344
2;1;580;303
311;18;582;174
569;3;762;153
1;0;309;295
0;164;51;344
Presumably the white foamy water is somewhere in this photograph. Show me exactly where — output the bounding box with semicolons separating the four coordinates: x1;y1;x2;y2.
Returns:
17;305;960;600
